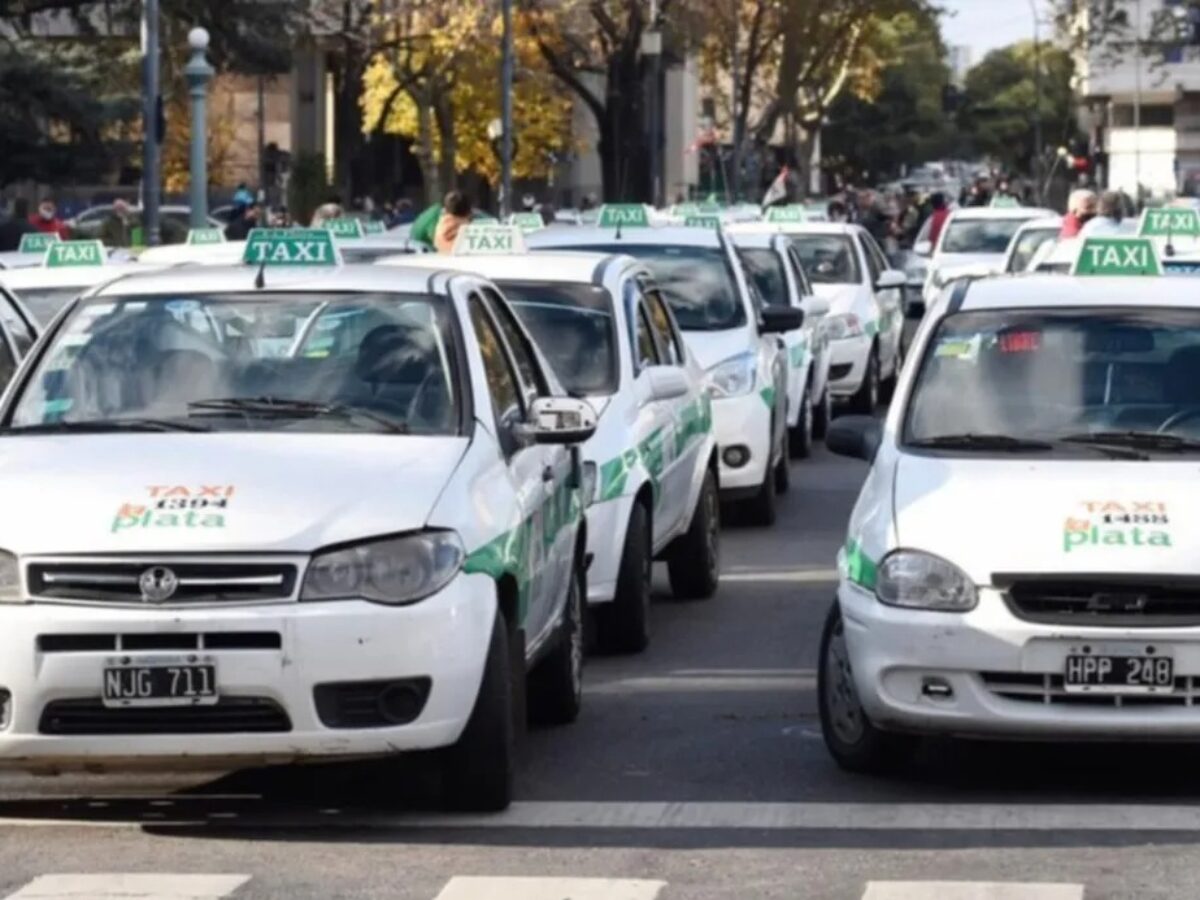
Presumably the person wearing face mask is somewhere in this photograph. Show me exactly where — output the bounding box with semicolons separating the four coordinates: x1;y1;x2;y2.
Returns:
1060;189;1098;238
29;198;70;240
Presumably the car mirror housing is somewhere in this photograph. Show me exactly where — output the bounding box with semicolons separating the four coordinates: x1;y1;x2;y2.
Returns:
760;306;804;334
914;240;933;257
806;297;831;318
826;415;883;462
645;365;691;403
517;396;598;445
875;270;907;291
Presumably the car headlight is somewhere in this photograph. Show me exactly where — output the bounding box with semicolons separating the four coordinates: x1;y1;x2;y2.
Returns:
823;313;863;341
0;551;21;603
301;531;465;605
875;550;977;611
704;352;757;398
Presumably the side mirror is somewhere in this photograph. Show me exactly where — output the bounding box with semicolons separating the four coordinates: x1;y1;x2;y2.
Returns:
914;240;933;258
826;415;883;462
875;270;907;291
806;297;831;318
644;365;691;402
760;306;804;334
904;299;927;321
518;396;598;445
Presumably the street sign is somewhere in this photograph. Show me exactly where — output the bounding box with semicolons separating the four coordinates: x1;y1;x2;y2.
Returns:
186;228;225;245
243;228;341;266
765;205;805;223
325;218;365;240
452;224;527;255
1071;236;1163;277
684;215;721;229
989;195;1020;208
44;240;106;268
1138;207;1200;239
362;220;386;236
18;232;59;255
509;212;545;233
598;204;650;229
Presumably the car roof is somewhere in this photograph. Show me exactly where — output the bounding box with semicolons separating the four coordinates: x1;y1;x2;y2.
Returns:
725;221;859;237
1015;216;1063;231
0;263;158;291
84;263;455;298
526;224;724;249
378;251;635;285
724;229;786;249
945;207;1057;222
955;273;1200;311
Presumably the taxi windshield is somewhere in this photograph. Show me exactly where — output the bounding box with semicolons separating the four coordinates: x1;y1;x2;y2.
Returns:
941;218;1029;254
787;235;860;285
16;288;81;325
498;281;618;396
737;248;790;307
8;292;461;436
905;308;1200;454
568;244;746;331
1006;227;1059;273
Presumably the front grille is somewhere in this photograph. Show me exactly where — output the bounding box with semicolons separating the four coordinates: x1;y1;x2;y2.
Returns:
27;560;298;606
37;632;282;654
997;574;1200;627
39;697;291;735
829;363;853;381
314;678;431;729
980;671;1200;707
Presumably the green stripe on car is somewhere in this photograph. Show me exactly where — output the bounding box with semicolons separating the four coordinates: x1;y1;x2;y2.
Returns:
843;538;878;590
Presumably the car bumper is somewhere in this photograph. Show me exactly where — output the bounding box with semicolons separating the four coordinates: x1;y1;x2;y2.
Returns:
827;335;871;399
840;582;1200;740
712;392;773;496
0;575;497;771
584;494;634;606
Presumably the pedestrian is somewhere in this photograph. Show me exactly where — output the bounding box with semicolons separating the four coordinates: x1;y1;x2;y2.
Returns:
1060;189;1098;238
99;198;134;248
390;198;416;227
826;199;849;223
224;202;259;241
0;199;35;251
232;182;255;207
434;190;473;254
1079;191;1126;237
29;198;70;240
310;198;344;228
926;193;950;249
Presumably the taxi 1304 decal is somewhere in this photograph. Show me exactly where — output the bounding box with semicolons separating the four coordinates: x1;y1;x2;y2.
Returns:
1062;501;1171;553
111;485;235;533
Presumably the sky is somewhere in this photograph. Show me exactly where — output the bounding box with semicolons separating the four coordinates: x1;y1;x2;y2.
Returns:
939;0;1052;64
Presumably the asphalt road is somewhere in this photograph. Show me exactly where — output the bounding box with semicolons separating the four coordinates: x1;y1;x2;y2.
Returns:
2;446;1200;899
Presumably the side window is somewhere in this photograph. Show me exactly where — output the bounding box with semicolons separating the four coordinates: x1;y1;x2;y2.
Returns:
644;289;683;366
865;234;892;275
786;247;813;298
482;288;543;404
0;335;17;387
469;298;523;426
635;303;661;371
858;235;882;284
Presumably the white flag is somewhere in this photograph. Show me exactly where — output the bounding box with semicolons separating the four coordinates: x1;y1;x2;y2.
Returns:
762;166;789;209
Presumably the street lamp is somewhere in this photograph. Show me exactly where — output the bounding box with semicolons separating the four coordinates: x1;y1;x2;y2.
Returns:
1029;0;1044;202
642;10;663;207
141;0;162;246
184;27;215;228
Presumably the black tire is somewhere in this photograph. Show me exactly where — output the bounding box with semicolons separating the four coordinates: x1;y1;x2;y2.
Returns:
774;429;791;494
528;564;584;726
817;602;918;774
596;504;651;654
812;385;832;440
789;382;813;459
440;612;515;811
880;347;899;404
848;345;879;415
742;464;777;526
667;469;720;600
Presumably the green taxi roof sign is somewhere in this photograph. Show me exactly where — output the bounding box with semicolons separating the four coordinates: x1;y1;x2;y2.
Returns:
509;212;545;233
1072;236;1163;277
684;215;721;229
1139;207;1200;239
44;240;106;268
362;220;386;236
325;218;365;240
989;194;1021;208
243;228;341;266
598;204;650;229
765;205;806;223
187;227;226;246
673;202;700;217
18;232;59;255
453;224;527;255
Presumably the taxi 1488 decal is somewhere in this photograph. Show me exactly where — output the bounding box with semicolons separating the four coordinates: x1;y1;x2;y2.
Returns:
1063;500;1171;553
111;485;235;533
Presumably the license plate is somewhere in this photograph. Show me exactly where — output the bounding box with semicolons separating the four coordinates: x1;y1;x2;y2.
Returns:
102;656;218;707
1064;651;1174;694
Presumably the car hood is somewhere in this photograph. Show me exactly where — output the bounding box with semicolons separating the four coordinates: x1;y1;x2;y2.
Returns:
681;326;756;371
893;457;1190;583
0;433;468;555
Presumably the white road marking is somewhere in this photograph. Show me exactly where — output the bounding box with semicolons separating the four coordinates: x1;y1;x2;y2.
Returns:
3;873;250;899
862;883;1084;900
720;567;838;583
433;876;666;900
589;670;814;693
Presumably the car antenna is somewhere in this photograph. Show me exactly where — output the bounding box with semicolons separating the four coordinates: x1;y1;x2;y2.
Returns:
615;221;623;241
1165;223;1176;258
254;257;267;289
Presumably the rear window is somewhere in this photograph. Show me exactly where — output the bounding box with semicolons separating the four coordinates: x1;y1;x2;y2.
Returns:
787;235;860;285
738;248;790;307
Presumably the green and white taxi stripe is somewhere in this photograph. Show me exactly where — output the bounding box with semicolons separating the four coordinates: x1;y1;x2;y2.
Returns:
843;538;878;590
595;395;713;504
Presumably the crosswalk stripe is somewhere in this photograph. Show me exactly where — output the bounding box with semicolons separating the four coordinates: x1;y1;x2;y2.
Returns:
433;878;666;900
2;874;250;899
862;883;1084;900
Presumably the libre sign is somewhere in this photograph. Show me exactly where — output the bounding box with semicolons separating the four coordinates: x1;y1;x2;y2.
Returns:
44;240;106;268
1071;237;1163;277
452;224;527;255
243;228;340;266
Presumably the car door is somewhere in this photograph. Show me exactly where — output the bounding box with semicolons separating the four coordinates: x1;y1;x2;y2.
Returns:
785;244;830;402
479;288;575;652
467;293;562;656
860;232;903;374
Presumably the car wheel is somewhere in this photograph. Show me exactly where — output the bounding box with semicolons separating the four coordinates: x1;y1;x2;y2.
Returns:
789;382;813;459
528;563;584;726
440;611;515;811
847;345;879;415
817;601;918;774
667;469;720;600
597;503;651;654
741;461;777;526
812;385;832;440
880;347;899;403
774;427;791;494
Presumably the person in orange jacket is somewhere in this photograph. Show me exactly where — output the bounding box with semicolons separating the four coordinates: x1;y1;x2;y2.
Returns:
434;190;473;253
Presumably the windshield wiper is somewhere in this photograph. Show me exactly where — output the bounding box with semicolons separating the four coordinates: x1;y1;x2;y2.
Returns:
1061;430;1200;455
4;418;209;434
187;396;408;434
907;433;1054;452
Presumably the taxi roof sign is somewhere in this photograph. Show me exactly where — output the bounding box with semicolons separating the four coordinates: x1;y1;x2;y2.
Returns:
597;204;650;229
325;218;365;240
18;232;59;255
684;215;721;229
1139;207;1200;239
452;224;527;255
509;212;545;233
44;240;105;268
673;202;700;217
1071;236;1163;277
362;220;386;236
989;194;1020;209
765;205;806;223
187;227;226;245
243;228;341;266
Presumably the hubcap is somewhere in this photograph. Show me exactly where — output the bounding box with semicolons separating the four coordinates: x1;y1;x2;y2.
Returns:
824;619;866;744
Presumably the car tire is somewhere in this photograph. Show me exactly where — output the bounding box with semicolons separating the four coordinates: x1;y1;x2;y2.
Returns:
817;601;918;775
847;345;879;415
440;611;515;811
774;424;791;494
812;385;832;440
528;563;584;726
741;464;777;526
789;382;813;459
880;348;899;403
667;469;720;600
596;503;651;654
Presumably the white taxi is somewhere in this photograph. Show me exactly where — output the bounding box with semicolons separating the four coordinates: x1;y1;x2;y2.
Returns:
528;209;800;525
1001;216;1063;274
820;236;1200;771
919;206;1056;301
391;236;719;654
726;224;834;453
0;228;595;811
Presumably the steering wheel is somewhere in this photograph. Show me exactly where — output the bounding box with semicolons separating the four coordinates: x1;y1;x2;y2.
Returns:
1157;407;1200;434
